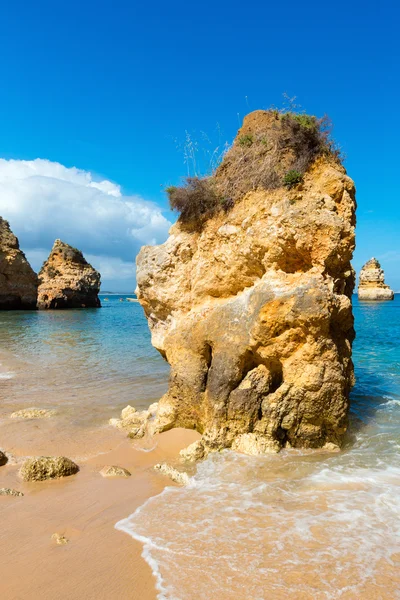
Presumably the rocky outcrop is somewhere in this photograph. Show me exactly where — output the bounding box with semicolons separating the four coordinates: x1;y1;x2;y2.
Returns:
0;217;38;309
136;111;357;455
358;258;394;301
19;456;79;481
37;240;101;309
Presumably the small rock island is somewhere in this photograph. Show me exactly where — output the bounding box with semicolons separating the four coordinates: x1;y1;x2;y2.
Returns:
37;240;101;309
136;109;357;456
0;217;38;309
358;258;394;301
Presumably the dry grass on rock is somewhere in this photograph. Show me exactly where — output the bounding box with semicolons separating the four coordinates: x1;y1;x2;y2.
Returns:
167;109;342;230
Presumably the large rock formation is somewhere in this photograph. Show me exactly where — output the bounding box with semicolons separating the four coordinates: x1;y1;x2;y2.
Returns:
358;258;394;301
0;217;38;309
37;240;101;309
136;111;357;454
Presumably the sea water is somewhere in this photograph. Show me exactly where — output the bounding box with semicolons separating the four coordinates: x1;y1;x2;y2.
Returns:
116;296;400;600
0;295;169;426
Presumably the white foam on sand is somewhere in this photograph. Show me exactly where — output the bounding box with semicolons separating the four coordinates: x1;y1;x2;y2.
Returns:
0;367;15;379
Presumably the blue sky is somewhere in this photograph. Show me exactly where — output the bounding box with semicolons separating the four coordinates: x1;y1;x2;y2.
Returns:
0;0;398;290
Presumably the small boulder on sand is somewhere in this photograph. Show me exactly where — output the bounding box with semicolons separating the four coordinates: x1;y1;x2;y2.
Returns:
0;451;8;466
51;533;68;545
0;488;23;497
154;463;189;486
100;465;131;478
109;403;155;439
19;456;79;482
10;408;55;419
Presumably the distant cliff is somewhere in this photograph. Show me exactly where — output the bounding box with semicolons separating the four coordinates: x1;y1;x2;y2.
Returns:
0;217;38;310
136;110;357;455
358;258;394;301
37;240;101;309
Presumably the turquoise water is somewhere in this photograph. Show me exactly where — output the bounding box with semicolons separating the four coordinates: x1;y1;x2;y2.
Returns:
0;295;169;425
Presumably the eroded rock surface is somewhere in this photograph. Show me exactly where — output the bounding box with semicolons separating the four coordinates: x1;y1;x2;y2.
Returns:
358;258;394;301
0;451;8;466
37;240;101;309
19;456;79;481
136;112;357;455
0;217;38;309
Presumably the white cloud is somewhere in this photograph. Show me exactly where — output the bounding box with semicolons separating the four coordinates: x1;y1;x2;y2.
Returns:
0;158;172;289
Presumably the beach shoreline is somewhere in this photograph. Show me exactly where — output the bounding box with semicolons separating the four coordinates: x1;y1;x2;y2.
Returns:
0;419;199;600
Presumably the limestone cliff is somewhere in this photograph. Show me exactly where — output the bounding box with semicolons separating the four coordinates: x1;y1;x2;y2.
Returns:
358;258;394;301
136;111;357;454
0;217;38;310
37;240;101;309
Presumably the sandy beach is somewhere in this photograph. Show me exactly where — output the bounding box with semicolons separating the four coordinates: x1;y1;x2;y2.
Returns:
0;422;199;600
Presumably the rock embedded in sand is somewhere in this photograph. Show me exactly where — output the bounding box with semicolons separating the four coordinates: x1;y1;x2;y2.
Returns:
0;450;8;466
136;110;357;455
154;463;190;486
51;533;68;545
109;403;157;439
10;407;55;419
0;217;38;310
358;258;394;301
37;239;101;309
19;456;79;482
100;465;131;477
179;440;207;462
0;488;24;497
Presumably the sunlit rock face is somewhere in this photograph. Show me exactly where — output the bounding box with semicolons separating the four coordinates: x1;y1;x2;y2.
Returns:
136;112;357;454
37;240;101;309
358;258;394;301
0;217;38;310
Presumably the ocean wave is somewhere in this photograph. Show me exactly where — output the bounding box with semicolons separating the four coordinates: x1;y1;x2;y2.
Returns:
116;445;400;599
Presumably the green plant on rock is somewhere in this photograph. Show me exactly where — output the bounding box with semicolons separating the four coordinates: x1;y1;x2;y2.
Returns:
284;170;303;188
238;134;253;147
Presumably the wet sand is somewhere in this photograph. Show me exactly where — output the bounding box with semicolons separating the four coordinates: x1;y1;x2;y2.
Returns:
0;424;199;600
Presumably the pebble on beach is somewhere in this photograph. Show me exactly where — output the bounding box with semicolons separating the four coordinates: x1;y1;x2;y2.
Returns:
51;533;68;545
100;465;131;478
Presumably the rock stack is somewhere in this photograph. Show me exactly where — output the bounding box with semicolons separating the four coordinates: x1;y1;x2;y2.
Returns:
135;110;357;455
37;240;101;309
358;258;394;301
0;217;38;309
